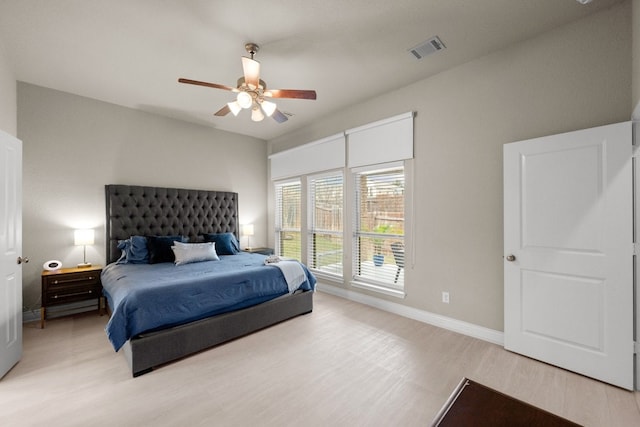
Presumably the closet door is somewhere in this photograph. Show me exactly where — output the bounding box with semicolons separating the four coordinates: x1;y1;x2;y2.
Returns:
503;122;633;390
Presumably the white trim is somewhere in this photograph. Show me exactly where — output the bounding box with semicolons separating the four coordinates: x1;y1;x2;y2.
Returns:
317;282;504;346
268;133;345;159
22;299;100;324
633;102;640;121
350;160;404;174
345;111;414;135
306;168;344;181
22;310;39;324
350;280;406;298
311;271;344;285
274;179;302;257
632;118;638;390
307;170;345;281
351;161;407;291
273;177;301;187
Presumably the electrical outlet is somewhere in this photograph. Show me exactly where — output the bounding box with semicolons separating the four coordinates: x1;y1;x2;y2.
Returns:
442;291;450;304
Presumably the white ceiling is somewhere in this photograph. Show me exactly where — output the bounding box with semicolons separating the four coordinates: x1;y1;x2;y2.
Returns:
0;0;624;141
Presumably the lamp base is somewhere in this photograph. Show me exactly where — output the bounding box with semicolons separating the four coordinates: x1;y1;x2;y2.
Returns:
77;262;92;268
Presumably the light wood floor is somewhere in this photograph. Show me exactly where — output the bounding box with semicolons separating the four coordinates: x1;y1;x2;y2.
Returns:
1;291;639;426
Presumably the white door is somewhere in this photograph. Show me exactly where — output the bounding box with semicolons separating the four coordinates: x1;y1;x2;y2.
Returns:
0;129;22;379
504;122;634;390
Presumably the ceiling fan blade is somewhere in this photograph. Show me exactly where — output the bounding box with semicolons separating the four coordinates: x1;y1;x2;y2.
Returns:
241;57;260;89
214;104;231;116
265;89;317;100
179;78;235;92
271;109;288;123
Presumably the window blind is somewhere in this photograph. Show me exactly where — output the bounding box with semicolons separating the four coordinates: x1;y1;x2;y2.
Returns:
275;180;302;260
308;172;343;278
353;164;405;288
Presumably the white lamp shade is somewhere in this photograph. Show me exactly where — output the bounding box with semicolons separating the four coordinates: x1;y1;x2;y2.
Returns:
251;106;264;122
227;101;242;116
236;91;253;109
74;229;95;246
243;224;255;236
260;100;277;117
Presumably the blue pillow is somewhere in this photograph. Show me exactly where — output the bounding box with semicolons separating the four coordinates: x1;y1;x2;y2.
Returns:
116;235;149;264
146;235;186;264
202;233;240;255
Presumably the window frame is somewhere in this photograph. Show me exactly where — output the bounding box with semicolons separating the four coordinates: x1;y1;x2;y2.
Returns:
351;161;406;297
307;169;344;280
274;178;302;261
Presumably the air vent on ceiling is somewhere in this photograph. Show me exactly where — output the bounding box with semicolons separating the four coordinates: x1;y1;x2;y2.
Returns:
408;36;446;60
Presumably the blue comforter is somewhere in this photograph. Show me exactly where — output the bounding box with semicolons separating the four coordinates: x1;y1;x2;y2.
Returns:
102;253;316;351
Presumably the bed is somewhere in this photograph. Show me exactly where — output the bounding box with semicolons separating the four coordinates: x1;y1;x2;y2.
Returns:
103;184;315;377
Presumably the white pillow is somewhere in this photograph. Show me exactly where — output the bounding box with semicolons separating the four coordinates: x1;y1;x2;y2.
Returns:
171;241;219;266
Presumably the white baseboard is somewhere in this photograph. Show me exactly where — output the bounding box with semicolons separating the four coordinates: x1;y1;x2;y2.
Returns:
23;285;504;347
317;282;504;346
22;299;100;324
22;310;40;324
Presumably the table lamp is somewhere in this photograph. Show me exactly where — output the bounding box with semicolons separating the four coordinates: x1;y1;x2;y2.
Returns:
243;224;254;251
74;228;95;268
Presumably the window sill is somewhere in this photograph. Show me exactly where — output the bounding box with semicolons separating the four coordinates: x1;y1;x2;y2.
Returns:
311;271;343;285
350;280;406;299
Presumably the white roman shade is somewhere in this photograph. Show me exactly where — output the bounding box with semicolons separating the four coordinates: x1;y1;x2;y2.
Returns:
269;133;345;180
346;112;414;168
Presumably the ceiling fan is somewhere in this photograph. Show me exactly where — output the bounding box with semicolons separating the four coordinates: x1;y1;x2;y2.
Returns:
179;43;317;123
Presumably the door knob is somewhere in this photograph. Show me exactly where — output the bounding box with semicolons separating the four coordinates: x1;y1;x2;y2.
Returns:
17;256;29;264
505;254;516;262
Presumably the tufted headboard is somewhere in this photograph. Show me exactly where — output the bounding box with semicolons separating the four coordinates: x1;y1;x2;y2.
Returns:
105;184;239;264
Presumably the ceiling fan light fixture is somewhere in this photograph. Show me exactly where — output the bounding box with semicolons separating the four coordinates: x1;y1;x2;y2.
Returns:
237;91;253;109
260;100;277;117
227;101;242;116
251;105;265;122
178;42;315;125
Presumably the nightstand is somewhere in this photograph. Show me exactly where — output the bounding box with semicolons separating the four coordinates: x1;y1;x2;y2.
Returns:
40;265;104;328
243;247;274;255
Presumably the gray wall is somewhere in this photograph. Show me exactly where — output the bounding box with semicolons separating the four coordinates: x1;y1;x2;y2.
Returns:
17;83;268;311
11;1;639;332
268;2;632;332
0;38;16;136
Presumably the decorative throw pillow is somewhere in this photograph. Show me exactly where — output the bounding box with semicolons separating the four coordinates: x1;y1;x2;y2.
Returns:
202;232;240;255
146;235;186;264
116;235;149;264
171;241;219;266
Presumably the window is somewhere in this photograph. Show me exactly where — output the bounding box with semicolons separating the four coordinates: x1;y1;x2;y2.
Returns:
353;163;405;289
308;171;343;278
275;180;302;260
271;113;413;297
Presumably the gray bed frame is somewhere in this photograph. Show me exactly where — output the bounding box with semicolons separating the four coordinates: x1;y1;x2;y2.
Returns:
105;184;313;377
